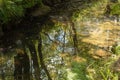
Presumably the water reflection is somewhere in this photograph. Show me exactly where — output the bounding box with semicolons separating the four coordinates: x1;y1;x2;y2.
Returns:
0;16;120;79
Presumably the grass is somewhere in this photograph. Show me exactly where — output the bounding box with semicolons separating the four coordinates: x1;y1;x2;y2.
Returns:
71;61;88;80
69;54;120;80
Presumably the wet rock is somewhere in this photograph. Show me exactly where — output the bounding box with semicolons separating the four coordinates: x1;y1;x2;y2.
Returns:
93;49;111;59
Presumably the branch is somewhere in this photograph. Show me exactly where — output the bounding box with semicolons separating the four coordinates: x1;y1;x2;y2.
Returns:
43;32;54;42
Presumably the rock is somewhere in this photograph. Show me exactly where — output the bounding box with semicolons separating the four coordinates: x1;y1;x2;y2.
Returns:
94;49;111;58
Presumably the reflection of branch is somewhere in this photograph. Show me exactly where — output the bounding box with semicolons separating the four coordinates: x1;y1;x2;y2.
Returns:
43;32;54;42
38;35;52;80
63;29;66;53
43;32;62;46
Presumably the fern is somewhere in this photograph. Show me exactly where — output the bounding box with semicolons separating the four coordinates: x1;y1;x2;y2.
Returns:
110;3;120;15
0;0;43;23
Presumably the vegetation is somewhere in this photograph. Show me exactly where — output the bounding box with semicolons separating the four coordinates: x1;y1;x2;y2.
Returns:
71;61;88;80
110;3;120;14
0;0;120;80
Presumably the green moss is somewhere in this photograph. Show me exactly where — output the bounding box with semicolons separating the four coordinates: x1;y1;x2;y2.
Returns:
72;0;107;21
0;0;44;23
110;3;120;15
71;61;88;80
115;45;120;55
